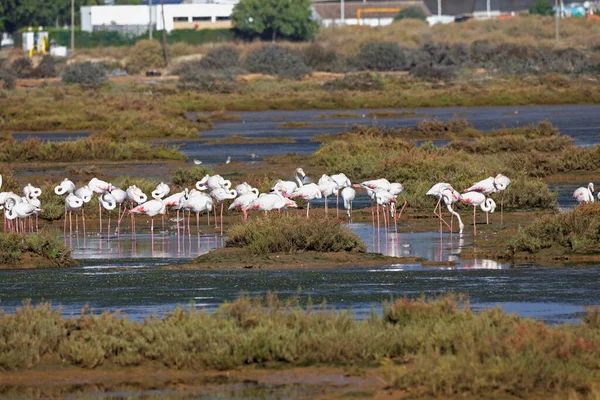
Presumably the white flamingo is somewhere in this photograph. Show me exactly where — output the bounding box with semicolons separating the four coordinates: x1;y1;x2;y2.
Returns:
129;199;166;234
271;168;305;196
289;171;321;219
74;186;93;234
573;182;594;204
244;191;298;215
99;192;117;237
63;193;83;237
318;174;338;216
210;187;237;235
235;182;254;196
330;173;351;217
427;183;462;235
180;190;213;232
229;188;260;220
341;187;356;222
122;185;147;235
461;191;496;236
152;182;170;200
4;198;42;234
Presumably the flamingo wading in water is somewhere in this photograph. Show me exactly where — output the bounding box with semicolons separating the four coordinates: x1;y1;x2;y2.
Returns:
573;182;594;204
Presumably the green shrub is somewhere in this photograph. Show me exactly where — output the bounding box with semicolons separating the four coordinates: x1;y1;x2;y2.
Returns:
354;42;409;71
177;68;239;93
10;57;33;78
245;45;311;79
125;40;166;75
62;62;107;87
199;46;240;70
171;166;214;187
323;72;384;91
302;43;345;73
0;67;15;90
0;232;75;267
34;55;57;78
508;203;600;254
393;6;427;21
227;214;366;255
529;0;554;15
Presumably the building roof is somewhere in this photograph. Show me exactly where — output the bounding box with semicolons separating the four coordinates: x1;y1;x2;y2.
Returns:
424;0;540;15
313;1;429;20
141;0;184;5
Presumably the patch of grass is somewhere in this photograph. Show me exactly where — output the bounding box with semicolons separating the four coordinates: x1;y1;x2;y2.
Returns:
171;166;214;187
312;124;562;210
1;293;600;399
508;203;600;254
0;232;76;268
226;214;366;255
0;135;185;163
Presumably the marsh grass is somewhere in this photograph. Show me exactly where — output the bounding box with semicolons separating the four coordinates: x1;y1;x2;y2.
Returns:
226;214;365;255
312;124;571;210
0;232;75;267
508;202;600;254
0;135;185;163
171;166;214;187
1;294;600;398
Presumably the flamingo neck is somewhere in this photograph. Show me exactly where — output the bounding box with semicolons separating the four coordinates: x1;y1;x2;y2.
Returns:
295;170;303;188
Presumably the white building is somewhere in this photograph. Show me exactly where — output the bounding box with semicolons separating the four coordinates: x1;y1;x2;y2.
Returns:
81;3;235;34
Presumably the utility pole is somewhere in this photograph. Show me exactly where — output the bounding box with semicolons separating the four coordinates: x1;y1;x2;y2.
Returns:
341;0;345;25
487;0;491;18
555;0;560;45
149;0;153;40
437;0;442;16
71;0;75;56
161;0;169;64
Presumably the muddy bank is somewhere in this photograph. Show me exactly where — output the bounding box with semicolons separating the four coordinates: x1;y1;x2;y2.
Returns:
0;253;78;270
172;247;420;270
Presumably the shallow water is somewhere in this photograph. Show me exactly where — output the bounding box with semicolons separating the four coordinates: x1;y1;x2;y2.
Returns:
1;222;599;324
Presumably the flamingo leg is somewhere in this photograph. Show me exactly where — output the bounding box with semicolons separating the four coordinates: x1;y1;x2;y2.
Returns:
376;203;380;232
486;211;489;225
336;193;339;218
213;204;218;228
69;210;73;238
306;201;310;220
196;211;199;232
64;206;67;237
325;195;328;216
501;191;505;225
473;206;477;236
99;203;103;236
220;203;224;236
82;208;86;237
107;212;111;241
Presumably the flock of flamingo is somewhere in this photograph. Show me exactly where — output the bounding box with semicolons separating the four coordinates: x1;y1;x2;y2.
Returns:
0;171;515;239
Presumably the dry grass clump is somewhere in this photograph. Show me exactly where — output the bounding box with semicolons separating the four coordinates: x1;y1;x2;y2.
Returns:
0;232;76;267
227;214;366;255
509;202;600;254
171;166;214;187
1;294;600;398
0;135;185;163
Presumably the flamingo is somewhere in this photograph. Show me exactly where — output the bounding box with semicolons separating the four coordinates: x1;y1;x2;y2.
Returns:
427;183;461;235
122;185;147;235
1;193;22;233
152;182;170;200
23;183;42;200
4;198;42;234
244;191;298;215
271;168;305;196
461;191;496;236
440;186;464;235
465;174;511;224
375;189;396;230
494;174;511;224
388;182;408;226
573;182;594;204
99;192;116;237
235;182;254;196
110;187;127;233
74;186;93;235
330;173;351;217
64;193;84;237
289;172;321;219
318;174;338;216
180;190;213;233
196;174;232;191
210;187;237;235
25;196;42;232
88;178;114;234
129;199;166;232
341;187;356;222
229;188;260;220
54;178;76;196
353;178;392;226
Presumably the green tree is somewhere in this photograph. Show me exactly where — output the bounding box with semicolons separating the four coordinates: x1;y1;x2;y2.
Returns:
393;6;427;21
232;0;318;42
529;0;554;16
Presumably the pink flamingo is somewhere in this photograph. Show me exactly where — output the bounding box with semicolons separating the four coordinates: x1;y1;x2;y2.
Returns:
461;191;496;236
289;179;321;219
341;187;355;222
209;187;237;235
180;190;213;233
318;174;338;216
573;182;594;204
129;199;166;235
243;191;298;216
427;183;462;235
229;188;260;220
271;168;305;197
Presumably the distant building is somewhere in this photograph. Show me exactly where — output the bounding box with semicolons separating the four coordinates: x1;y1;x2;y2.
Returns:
313;1;428;27
81;2;235;34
